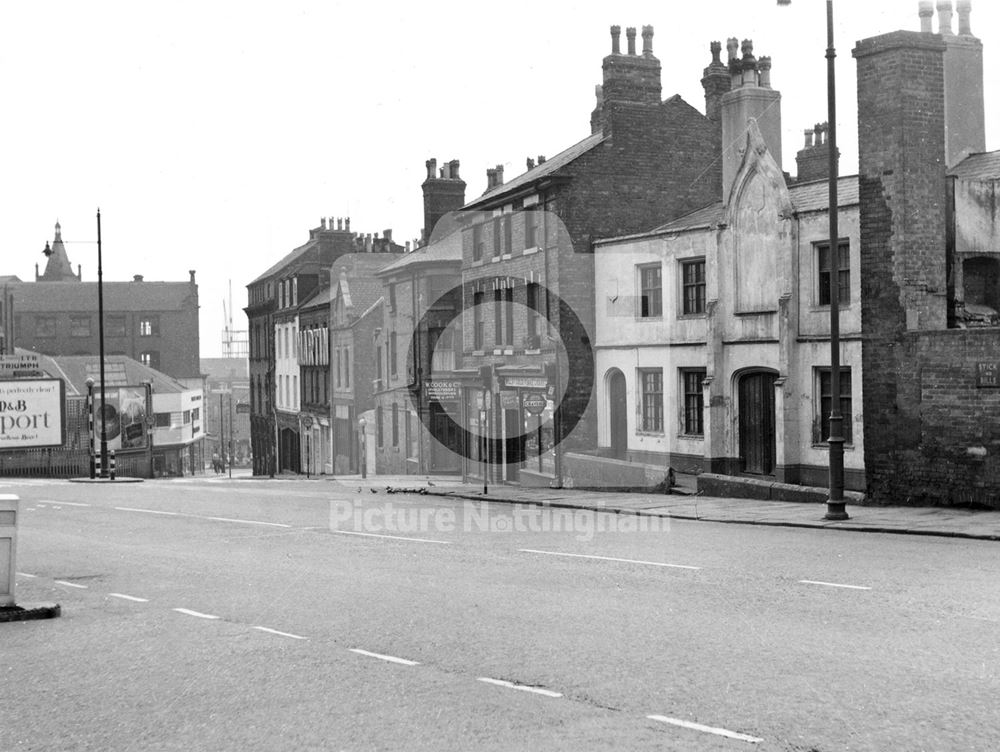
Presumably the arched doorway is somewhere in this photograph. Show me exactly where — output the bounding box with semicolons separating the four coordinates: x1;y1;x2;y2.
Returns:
738;370;776;476
607;369;628;460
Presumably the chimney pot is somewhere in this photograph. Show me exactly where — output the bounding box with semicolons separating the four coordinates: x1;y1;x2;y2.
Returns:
189;270;196;284
320;218;327;230
440;162;450;179
956;0;972;35
726;37;739;62
449;159;461;180
626;26;636;55
804;129;814;148
537;155;546;164
495;164;504;185
937;1;954;35
405;241;411;252
527;157;535;170
610;25;621;54
426;158;437;180
758;55;772;88
345;217;351;232
641;25;653;57
133;274;144;282
919;1;935;32
710;40;722;63
595;83;604;105
384;229;392;242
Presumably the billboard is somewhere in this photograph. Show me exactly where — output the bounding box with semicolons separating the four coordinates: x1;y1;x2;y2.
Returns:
91;384;151;452
0;378;65;449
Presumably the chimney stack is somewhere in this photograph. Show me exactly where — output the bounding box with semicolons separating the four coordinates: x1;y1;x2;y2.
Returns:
626;27;636;55
719;36;781;201
610;25;621;55
422;156;466;243
641;25;653;57
702;41;731;123
598;22;662;132
937;0;985;166
795;120;838;183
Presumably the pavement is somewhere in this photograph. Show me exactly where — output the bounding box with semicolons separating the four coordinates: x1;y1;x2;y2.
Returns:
310;473;1000;542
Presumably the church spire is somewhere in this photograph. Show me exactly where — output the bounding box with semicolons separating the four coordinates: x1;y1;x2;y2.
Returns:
36;220;81;282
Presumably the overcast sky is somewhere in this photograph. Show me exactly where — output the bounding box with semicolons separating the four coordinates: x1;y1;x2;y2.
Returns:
3;1;997;358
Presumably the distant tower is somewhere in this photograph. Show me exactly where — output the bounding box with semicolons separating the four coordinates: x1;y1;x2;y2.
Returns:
37;221;82;282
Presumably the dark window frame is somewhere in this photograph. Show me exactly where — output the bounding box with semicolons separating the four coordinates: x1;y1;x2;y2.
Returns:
816;367;853;444
681;259;706;315
818;241;851;307
639;264;662;318
638;368;664;433
681;369;706;436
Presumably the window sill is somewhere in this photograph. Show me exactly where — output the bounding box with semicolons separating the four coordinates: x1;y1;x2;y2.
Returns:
501;253;512;260
677;433;705;440
636;315;663;322
472;350;485;356
635;430;666;437
471;259;485;268
677;313;707;320
522;246;540;256
524;348;542;355
491;257;502;263
812;442;855;450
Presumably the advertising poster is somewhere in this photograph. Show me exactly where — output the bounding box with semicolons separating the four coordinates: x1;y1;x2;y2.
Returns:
92;385;150;451
0;378;65;449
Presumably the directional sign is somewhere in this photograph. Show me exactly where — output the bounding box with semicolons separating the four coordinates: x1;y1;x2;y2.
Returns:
235;402;251;414
523;393;547;415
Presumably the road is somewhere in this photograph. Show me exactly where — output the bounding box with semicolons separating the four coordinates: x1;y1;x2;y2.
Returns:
2;475;999;751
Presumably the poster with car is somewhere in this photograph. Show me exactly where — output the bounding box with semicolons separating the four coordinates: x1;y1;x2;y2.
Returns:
91;384;151;451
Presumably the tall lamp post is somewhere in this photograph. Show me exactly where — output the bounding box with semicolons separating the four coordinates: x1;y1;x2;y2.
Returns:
778;0;848;520
96;209;109;479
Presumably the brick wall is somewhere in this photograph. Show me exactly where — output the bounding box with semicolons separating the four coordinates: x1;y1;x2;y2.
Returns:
856;30;1000;508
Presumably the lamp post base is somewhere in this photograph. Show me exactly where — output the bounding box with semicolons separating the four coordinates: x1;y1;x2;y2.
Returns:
824;502;849;521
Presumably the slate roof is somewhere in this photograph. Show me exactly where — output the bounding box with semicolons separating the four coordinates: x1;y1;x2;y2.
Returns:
249;237;317;285
376;230;462;276
599;175;861;244
9;280;194;312
465;131;607;207
21;348;188;396
949;150;1000;179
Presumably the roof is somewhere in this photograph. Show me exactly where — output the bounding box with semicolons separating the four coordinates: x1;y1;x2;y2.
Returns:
200;357;249;381
949;150;1000;179
465;131;607;207
0;275;22;283
20;348;190;397
249;237;317;285
376;230;462;276
596;175;861;246
8;279;195;312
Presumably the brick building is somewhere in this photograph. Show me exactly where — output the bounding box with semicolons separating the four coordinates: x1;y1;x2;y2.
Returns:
856;1;1000;508
8;222;201;385
455;25;724;486
245;218;402;476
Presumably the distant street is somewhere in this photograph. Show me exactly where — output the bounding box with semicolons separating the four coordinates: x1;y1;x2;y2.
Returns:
3;476;999;751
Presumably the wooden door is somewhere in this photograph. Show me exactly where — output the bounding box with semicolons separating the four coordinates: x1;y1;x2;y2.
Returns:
609;370;628;459
738;372;776;475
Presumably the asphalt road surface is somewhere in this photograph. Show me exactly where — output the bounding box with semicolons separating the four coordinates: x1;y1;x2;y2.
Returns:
3;476;999;751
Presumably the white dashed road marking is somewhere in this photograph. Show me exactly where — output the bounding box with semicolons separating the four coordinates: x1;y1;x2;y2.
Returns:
16;572;37;578
519;549;700;570
348;649;420;666
51;501;90;507
253;626;307;640
55;580;88;589
206;516;291;528
172;608;220;620
108;593;149;603
648;715;763;743
798;579;871;591
116;507;180;516
333;530;451;545
477;677;563;698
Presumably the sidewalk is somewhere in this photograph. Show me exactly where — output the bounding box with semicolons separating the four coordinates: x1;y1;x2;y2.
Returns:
323;475;1000;542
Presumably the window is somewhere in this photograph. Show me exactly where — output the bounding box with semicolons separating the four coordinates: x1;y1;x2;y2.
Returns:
681;369;705;435
391;403;399;446
526;283;539;339
154;413;171;428
504;288;514;345
344;348;350;388
375;346;383;386
638;368;664;433
35;316;56;338
107;315;126;338
376;405;384;448
139;316;159;337
390;332;398;376
293;375;298;407
817;368;853;444
292;278;298;306
503;215;512;254
473;224;484;261
408;411;418;457
639;265;662;318
524;209;537;249
70;315;91;338
388;283;397;314
473;291;484;350
818;241;850;306
492;218;502;257
494;289;503;345
681;259;706;315
335;348;342;387
139;351;160;369
278;283;284;308
183;410;191;424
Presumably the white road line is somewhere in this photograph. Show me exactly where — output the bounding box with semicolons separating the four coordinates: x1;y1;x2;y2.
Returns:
116;506;180;516
16;572;37;578
206;516;291;528
55;580;88;589
108;593;149;603
172;608;220;620
333;530;452;545
253;626;307;640
52;501;90;507
648;715;763;744
348;648;420;666
477;677;563;698
798;579;872;591
519;549;700;570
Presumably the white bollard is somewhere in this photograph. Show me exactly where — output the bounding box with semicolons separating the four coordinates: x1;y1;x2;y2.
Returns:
0;495;18;608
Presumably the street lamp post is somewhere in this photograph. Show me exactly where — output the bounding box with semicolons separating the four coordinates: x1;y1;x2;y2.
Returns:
779;0;848;520
96;209;109;480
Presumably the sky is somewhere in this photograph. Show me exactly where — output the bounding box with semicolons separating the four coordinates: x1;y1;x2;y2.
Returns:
3;1;998;358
